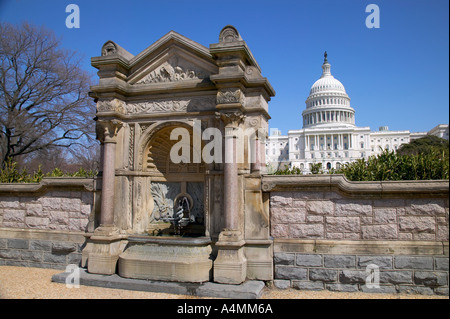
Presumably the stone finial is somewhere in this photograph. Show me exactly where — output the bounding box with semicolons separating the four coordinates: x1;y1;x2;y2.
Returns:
102;41;117;56
219;25;242;43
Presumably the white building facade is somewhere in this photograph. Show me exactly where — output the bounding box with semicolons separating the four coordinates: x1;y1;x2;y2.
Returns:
266;53;448;173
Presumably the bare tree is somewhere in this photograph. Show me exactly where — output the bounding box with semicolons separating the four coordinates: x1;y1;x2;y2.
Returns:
0;22;96;169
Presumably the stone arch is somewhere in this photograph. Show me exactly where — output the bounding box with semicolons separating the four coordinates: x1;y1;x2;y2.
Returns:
140;121;206;174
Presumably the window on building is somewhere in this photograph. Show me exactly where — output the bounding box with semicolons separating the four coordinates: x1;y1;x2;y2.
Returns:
326;162;331;170
361;142;364;149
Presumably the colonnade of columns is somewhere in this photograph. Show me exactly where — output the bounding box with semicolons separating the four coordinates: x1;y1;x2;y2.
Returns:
305;133;352;151
303;110;355;126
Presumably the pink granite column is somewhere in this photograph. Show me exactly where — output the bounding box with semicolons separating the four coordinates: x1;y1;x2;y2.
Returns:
100;138;116;226
224;128;238;230
98;120;122;228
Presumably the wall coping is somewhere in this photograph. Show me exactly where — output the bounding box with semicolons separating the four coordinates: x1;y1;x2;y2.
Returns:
274;238;449;256
0;227;86;243
0;177;97;194
262;174;449;198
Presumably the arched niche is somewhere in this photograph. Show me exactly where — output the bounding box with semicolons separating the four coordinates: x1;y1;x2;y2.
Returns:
141;122;207;237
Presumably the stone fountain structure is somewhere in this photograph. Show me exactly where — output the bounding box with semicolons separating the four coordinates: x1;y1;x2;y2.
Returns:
81;26;275;284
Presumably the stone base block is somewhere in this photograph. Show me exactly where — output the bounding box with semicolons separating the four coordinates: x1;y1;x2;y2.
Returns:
87;254;119;275
82;226;128;275
214;230;247;284
118;237;213;283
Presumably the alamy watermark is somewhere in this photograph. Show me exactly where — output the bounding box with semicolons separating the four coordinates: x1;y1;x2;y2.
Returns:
65;4;80;29
65;264;80;288
365;263;380;289
365;4;380;29
168;120;266;165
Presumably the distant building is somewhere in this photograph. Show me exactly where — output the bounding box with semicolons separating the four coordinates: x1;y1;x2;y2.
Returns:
266;54;448;173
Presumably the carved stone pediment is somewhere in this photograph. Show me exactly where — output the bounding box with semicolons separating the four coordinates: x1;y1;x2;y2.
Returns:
134;55;211;85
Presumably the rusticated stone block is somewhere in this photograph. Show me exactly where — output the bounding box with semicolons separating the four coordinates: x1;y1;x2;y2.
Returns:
271;224;289;237
25;217;49;229
361;224;398;239
274;252;295;265
373;208;397;224
399;216;436;233
326;217;360;233
275;266;307;280
271;207;306;224
3;209;25;223
7;238;29;249
290;224;324;239
335;200;372;216
292;281;324;291
270;194;292;207
395;256;433;270
40;197;61;211
358;256;393;269
406;199;446;216
306;200;334;215
309;268;338;282
437;225;449;241
380;270;413;284
324;255;355;269
326;283;359;292
296;254;323;267
339;269;369;284
414;271;448;287
25;204;44;217
398;285;434;295
274;280;290;289
435;257;449;271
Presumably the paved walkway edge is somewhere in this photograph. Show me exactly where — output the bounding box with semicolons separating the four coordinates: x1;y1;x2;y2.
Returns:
51;268;265;299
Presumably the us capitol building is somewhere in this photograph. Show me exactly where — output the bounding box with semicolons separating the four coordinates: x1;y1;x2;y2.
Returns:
266;53;449;172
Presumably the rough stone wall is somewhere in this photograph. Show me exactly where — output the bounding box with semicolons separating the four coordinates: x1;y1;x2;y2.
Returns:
274;251;449;296
0;178;96;269
270;192;449;242
0;229;85;269
0;191;92;232
266;176;449;295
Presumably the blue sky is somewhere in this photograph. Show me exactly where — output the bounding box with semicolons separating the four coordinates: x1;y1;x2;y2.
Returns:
1;0;448;133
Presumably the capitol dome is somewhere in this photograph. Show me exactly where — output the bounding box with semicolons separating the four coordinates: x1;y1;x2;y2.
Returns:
302;52;355;128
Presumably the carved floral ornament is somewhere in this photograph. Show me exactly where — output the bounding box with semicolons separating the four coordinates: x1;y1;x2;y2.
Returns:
96;119;123;142
96;96;215;115
215;111;245;128
216;88;244;105
136;56;208;84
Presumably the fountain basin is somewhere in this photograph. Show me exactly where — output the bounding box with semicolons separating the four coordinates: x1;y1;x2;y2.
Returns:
118;236;213;283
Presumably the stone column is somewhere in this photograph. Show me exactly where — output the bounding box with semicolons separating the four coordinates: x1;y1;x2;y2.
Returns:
82;119;128;275
214;111;247;284
100;136;116;226
224;127;238;229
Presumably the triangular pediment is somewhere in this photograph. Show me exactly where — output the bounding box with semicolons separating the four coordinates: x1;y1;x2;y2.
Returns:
127;31;218;85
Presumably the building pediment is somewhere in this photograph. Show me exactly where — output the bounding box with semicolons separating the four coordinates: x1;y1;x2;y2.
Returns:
92;31;218;89
127;46;217;86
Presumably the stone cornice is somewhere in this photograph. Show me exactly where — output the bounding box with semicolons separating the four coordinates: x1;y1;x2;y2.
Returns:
261;174;449;198
0;178;97;194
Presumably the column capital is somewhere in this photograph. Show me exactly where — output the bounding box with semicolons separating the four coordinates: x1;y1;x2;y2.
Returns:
96;119;123;143
215;110;245;128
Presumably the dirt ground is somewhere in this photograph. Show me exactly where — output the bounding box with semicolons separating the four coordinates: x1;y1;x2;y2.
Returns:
0;265;447;299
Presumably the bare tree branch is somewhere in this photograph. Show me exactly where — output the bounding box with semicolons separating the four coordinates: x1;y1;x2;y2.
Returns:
0;22;96;168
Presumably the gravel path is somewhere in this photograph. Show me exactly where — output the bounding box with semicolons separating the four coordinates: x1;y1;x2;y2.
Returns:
0;266;447;299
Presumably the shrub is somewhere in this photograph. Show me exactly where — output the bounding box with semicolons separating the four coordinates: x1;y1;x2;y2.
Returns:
335;149;448;181
0;159;97;183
